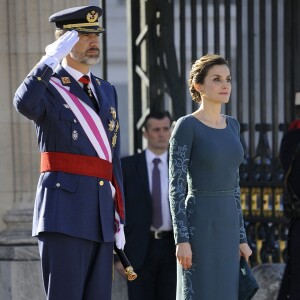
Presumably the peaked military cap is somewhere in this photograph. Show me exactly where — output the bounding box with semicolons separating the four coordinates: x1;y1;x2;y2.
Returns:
49;6;105;33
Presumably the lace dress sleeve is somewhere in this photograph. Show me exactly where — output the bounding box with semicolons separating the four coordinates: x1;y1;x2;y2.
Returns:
234;170;247;243
231;117;247;243
169;117;194;244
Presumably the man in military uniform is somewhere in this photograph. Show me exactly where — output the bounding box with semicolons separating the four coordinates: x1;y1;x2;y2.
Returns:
13;6;125;300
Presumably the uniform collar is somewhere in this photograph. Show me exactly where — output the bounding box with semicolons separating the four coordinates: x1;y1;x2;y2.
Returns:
61;62;91;82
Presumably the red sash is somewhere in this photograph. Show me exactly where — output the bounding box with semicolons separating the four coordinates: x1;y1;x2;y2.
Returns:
40;152;112;180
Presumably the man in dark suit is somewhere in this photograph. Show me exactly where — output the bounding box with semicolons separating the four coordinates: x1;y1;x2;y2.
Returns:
13;6;125;300
115;111;176;300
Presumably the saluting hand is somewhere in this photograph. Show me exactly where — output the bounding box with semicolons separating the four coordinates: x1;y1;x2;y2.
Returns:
40;30;79;69
45;30;79;61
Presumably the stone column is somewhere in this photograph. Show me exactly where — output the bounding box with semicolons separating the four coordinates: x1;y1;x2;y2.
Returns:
0;0;54;245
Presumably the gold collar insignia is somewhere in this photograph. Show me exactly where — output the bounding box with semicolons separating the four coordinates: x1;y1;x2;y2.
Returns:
61;77;71;84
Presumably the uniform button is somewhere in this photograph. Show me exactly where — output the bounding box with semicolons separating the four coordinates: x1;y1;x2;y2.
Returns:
74;119;77;123
99;180;104;186
56;183;61;187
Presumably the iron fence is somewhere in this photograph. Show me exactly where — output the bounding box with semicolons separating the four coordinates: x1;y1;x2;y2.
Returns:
127;0;295;265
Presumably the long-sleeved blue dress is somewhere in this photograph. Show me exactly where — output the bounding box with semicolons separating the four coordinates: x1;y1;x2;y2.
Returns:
169;114;247;300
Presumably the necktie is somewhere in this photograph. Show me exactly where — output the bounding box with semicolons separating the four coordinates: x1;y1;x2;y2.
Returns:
152;158;163;229
78;75;99;113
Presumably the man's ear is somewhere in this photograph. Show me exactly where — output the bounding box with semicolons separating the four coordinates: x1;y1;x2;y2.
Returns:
142;128;148;139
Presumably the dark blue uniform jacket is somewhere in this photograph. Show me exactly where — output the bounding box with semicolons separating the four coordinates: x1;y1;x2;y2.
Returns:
13;62;125;243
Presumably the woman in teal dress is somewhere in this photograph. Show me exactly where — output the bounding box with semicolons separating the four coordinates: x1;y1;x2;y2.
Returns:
169;54;252;299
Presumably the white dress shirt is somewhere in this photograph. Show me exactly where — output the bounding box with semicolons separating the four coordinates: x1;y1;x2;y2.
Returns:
145;149;172;231
61;62;99;104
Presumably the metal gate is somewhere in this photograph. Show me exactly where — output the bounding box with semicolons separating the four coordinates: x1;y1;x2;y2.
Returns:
126;0;300;266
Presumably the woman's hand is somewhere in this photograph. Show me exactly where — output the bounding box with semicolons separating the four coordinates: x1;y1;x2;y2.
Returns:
239;243;252;262
176;242;192;270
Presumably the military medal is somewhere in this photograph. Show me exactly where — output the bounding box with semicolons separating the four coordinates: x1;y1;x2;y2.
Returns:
115;121;119;132
110;107;117;119
72;130;78;140
109;107;118;145
112;133;117;147
108;119;115;132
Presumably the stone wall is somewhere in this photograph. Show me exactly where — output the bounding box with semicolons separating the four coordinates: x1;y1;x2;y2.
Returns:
0;0;92;233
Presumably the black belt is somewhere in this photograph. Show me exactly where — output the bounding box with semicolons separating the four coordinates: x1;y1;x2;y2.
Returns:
150;231;173;239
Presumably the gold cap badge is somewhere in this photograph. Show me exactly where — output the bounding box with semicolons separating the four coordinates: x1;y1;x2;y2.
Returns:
86;11;99;23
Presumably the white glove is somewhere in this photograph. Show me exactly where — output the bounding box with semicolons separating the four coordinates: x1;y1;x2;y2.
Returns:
115;224;126;250
40;30;79;69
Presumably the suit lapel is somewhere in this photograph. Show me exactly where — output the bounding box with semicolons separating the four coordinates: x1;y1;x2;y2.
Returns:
137;152;152;204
